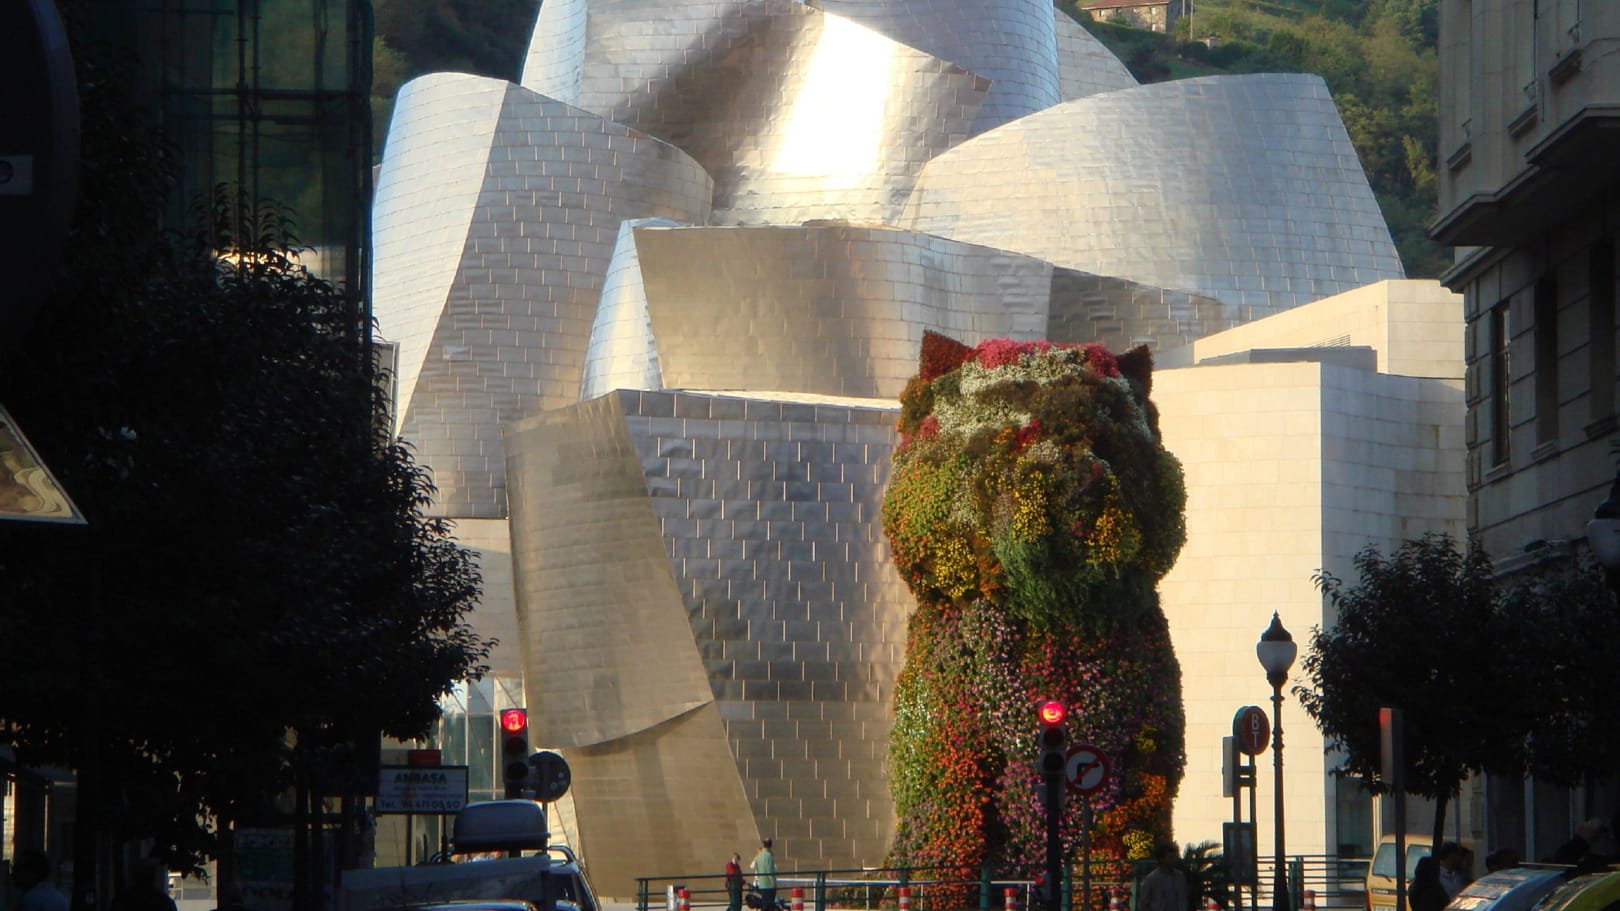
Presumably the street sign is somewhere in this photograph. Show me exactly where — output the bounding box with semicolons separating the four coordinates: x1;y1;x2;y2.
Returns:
375;765;470;814
1234;705;1270;756
1064;743;1109;794
528;750;572;802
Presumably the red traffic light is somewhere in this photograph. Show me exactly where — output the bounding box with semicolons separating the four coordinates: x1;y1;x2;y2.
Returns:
1038;700;1067;726
500;708;528;734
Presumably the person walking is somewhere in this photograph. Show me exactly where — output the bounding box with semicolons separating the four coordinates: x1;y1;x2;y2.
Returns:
726;852;745;911
1137;843;1188;911
751;839;778;911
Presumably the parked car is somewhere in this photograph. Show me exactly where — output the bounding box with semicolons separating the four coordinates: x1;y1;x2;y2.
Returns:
1445;866;1568;911
1367;837;1434;911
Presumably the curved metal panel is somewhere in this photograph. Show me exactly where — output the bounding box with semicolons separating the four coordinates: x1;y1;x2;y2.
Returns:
1053;9;1136;100
373;78;713;517
901;73;1405;318
519;0;586;107
373;74;509;434
579;217;681;400
505;388;907;876
624;224;1055;399
520;0;989;226
815;0;1060;135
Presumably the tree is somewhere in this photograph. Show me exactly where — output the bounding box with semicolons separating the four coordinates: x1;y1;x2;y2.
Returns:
1298;534;1531;846
0;8;491;882
1500;559;1620;807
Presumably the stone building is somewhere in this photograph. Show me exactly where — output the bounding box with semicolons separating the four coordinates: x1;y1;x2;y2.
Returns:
1432;0;1620;857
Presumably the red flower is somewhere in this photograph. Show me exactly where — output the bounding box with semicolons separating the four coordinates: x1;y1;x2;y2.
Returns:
920;330;974;381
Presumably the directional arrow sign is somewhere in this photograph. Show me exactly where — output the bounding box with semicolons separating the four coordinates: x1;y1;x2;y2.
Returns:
1065;743;1110;794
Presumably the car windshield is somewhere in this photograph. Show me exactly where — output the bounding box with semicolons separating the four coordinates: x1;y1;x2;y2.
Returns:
1373;843;1431;877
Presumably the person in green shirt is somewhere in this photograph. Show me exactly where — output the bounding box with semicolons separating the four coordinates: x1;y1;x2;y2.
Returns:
750;839;778;911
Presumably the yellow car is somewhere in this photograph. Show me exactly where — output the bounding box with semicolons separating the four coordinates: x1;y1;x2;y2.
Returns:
1532;871;1620;911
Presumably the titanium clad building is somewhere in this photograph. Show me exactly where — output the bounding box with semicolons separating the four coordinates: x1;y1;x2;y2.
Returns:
368;0;1433;893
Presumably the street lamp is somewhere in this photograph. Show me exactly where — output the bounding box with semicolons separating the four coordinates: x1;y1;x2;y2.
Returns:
1257;613;1297;911
1585;468;1620;593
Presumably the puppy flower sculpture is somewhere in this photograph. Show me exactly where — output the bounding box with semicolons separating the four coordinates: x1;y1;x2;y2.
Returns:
882;331;1187;884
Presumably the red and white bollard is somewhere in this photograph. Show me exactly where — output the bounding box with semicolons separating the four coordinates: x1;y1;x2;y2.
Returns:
792;888;804;911
1109;892;1124;911
1303;892;1316;911
1006;886;1019;911
899;886;913;911
676;888;690;911
1207;898;1219;911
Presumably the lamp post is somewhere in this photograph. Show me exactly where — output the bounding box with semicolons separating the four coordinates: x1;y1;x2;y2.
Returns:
1257;613;1297;911
1586;468;1620;594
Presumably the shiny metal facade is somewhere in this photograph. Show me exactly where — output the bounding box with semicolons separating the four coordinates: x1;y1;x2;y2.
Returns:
813;0;1060;134
902;73;1405;316
372;74;712;517
579;222;1237;402
1054;11;1137;100
521;0;989;226
372;0;1407;887
503;389;906;883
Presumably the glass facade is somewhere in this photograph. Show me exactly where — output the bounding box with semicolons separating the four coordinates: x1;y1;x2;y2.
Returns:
83;0;372;299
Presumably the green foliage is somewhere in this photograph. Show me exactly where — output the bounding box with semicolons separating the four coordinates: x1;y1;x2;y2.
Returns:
1299;534;1528;844
1068;0;1445;278
0;19;491;872
1497;560;1620;789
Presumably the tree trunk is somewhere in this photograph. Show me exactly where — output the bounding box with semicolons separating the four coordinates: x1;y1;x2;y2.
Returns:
1430;793;1450;848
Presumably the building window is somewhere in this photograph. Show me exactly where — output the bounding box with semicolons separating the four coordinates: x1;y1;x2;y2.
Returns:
1492;303;1512;465
1336;775;1375;858
1535;276;1560;445
1591;240;1615;422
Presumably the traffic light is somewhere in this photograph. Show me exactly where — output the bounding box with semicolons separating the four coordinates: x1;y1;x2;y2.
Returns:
1037;699;1069;776
500;707;531;799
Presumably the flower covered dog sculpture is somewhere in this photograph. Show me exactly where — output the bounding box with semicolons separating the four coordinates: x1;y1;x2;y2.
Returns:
883;331;1188;883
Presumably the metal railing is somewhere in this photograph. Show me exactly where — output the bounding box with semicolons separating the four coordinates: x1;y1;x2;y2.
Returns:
636;855;1371;911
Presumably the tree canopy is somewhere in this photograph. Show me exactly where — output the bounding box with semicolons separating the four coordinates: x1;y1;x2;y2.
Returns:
0;14;491;873
1298;534;1532;845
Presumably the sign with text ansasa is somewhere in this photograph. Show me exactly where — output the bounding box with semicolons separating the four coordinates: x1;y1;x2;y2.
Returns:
375;765;469;814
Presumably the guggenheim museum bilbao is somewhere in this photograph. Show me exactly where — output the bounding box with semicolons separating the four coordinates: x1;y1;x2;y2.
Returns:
372;0;1467;893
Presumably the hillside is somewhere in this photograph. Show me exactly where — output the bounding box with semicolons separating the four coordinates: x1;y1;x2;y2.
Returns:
371;0;1446;277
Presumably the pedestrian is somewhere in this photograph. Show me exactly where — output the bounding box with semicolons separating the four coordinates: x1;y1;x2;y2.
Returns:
1408;856;1446;911
751;839;777;911
726;852;745;911
1485;848;1520;873
1137;842;1188;911
109;859;179;911
10;849;68;911
1436;843;1467;898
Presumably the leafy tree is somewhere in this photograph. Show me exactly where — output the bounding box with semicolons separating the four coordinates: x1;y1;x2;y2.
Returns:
1298;534;1530;846
1499;559;1620;805
0;8;491;881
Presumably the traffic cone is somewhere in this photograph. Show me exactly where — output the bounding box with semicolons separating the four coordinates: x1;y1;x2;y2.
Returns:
1006;887;1020;911
1304;891;1316;911
899;886;912;911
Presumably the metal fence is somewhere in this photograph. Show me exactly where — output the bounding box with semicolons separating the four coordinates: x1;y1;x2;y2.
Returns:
634;855;1370;911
